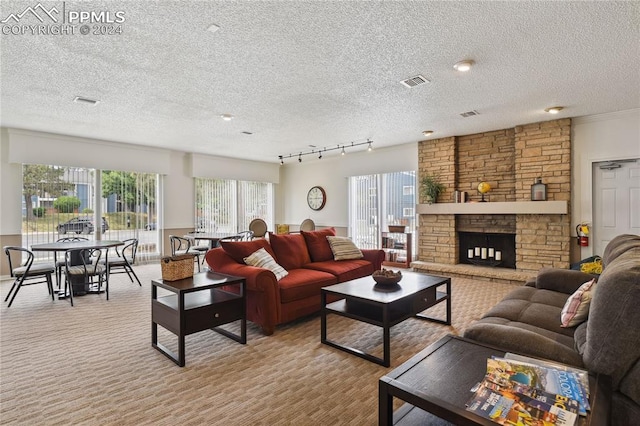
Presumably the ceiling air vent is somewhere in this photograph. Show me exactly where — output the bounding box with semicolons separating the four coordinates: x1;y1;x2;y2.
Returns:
460;110;479;118
400;75;430;88
73;96;100;106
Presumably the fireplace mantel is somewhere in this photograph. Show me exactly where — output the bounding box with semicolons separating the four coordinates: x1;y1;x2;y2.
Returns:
416;200;567;215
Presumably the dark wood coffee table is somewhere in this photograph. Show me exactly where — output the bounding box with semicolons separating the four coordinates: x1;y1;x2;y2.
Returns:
321;272;451;367
379;335;611;425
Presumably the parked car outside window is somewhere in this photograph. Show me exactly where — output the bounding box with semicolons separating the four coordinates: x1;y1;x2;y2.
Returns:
57;217;109;234
144;222;157;230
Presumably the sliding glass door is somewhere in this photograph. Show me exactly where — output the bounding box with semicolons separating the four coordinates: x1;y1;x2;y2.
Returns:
349;171;416;255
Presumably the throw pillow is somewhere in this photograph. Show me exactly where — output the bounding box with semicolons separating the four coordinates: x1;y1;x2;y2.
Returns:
243;248;289;281
301;227;336;262
268;232;311;270
220;239;276;264
560;278;597;328
326;236;363;261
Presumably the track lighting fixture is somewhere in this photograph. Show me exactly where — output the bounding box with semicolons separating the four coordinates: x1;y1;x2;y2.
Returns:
277;139;373;164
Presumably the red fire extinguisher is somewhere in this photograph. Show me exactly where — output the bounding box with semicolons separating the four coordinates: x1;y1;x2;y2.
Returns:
576;224;590;246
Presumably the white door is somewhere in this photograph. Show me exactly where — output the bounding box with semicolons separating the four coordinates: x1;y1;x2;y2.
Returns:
592;159;640;256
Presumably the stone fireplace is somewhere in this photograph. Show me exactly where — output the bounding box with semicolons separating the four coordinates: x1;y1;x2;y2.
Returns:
412;119;572;280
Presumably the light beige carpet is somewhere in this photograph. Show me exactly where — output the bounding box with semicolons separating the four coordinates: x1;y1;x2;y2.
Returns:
0;264;517;425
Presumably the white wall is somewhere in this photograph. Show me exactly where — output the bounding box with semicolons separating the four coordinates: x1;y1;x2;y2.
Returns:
572;108;640;257
278;143;418;229
0;128;279;233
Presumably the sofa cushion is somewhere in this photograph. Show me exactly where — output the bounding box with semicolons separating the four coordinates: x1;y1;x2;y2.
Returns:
243;248;288;281
220;239;276;264
278;268;337;303
304;259;374;282
560;278;596;327
463;320;584;367
301;227;336;262
480;286;573;337
574;322;588;355
583;238;640;389
326;236;363;260
268;232;311;270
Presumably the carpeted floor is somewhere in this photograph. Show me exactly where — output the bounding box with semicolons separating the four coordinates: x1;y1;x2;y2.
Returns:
0;264;517;425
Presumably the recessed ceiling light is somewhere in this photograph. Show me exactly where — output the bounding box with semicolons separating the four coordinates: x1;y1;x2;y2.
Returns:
422;130;434;137
73;96;100;106
207;24;220;33
220;114;233;121
544;106;564;114
453;60;474;72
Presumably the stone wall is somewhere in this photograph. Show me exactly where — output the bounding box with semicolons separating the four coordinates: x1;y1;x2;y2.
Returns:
417;118;571;274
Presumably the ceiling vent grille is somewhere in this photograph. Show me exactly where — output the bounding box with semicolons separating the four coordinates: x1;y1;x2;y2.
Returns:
400;75;430;88
73;96;100;106
460;110;479;118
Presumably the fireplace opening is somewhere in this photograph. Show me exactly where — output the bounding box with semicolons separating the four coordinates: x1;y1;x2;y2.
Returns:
459;232;516;269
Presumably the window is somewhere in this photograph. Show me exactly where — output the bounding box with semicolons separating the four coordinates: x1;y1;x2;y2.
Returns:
349;171;416;255
195;178;274;233
22;164;160;262
101;170;159;262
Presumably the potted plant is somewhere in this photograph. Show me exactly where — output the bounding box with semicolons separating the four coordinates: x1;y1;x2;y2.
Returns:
420;174;446;204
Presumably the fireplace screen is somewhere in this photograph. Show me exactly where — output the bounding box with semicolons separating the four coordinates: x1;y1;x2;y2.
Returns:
459;232;516;269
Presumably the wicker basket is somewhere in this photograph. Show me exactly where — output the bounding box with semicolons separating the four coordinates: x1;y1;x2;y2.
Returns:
160;254;195;281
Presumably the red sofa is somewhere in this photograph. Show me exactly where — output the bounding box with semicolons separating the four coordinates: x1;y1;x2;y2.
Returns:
204;228;385;335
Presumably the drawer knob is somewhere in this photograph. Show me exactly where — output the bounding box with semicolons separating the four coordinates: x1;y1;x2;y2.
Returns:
214;313;220;318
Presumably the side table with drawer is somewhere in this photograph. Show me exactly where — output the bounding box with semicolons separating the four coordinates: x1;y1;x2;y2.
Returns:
152;271;246;366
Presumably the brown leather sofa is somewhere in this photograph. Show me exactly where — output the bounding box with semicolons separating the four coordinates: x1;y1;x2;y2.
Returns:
204;228;385;335
464;234;640;425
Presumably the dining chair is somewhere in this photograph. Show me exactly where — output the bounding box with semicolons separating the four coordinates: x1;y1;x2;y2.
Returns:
169;235;201;272
3;246;55;307
249;218;268;239
103;238;141;286
54;237;89;288
185;232;210;264
300;218;316;232
237;230;254;241
63;248;107;306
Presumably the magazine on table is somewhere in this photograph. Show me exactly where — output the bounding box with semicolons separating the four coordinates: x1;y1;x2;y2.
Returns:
479;376;580;415
504;352;590;395
486;357;590;416
466;382;578;426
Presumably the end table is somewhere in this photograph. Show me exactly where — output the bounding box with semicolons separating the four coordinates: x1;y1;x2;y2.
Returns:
152;271;246;366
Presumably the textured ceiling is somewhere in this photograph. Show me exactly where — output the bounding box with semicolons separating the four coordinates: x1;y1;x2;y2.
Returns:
1;1;639;163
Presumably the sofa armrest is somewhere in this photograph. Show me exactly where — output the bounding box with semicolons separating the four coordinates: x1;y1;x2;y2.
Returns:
361;249;385;271
534;267;598;294
205;248;281;334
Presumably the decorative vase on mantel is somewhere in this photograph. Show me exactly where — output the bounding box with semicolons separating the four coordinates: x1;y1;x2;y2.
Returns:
420;174;446;204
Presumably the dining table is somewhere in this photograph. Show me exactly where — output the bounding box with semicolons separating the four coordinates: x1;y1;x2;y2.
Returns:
31;240;124;297
183;232;237;249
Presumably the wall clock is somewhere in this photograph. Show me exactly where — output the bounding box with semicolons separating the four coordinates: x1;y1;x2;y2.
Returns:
307;186;326;211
